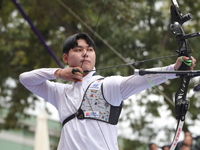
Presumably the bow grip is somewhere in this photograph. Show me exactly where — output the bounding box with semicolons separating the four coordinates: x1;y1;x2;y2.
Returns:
178;56;192;71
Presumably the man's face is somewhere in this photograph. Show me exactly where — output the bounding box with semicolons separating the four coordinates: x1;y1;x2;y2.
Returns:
63;39;96;71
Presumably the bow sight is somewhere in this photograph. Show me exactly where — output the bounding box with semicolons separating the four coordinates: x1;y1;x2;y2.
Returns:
170;0;200;58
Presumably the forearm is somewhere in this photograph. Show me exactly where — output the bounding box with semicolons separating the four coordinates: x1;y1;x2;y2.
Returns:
19;68;59;86
19;68;60;100
19;68;77;109
120;64;177;99
144;64;177;83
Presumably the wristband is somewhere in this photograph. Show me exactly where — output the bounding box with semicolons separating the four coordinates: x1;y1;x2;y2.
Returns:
58;69;62;79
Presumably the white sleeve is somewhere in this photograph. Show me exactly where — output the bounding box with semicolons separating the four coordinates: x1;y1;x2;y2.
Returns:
120;64;177;99
19;68;63;104
103;64;178;105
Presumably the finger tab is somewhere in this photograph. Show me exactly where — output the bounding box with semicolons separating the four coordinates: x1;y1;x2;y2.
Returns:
72;69;79;74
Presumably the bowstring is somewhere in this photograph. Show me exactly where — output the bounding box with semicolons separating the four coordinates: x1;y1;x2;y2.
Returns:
84;0;111;149
83;54;178;73
92;0;106;38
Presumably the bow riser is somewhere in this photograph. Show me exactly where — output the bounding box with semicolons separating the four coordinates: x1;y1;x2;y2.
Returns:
170;1;192;149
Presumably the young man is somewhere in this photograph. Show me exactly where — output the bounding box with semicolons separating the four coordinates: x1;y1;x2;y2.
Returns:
19;33;196;150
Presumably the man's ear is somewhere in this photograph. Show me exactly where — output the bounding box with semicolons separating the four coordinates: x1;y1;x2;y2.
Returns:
62;53;68;64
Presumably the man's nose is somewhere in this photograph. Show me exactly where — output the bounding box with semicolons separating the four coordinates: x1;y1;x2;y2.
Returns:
82;50;88;57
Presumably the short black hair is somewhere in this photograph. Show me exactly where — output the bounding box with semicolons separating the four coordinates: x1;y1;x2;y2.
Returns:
62;32;96;54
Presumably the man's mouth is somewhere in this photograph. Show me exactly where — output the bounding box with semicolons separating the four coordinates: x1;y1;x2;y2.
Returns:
81;60;90;63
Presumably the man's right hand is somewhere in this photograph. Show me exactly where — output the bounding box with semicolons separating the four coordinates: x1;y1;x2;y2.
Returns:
54;67;84;82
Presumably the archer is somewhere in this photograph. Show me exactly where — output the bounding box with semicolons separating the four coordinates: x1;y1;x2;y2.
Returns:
19;32;196;150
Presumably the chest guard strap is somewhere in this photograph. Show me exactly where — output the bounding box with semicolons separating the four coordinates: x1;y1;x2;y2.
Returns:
62;79;123;126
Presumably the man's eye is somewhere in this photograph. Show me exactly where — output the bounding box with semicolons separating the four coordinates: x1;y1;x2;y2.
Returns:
87;48;94;51
75;49;82;51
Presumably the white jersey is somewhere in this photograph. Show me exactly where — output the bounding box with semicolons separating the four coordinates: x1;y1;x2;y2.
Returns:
19;65;177;150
